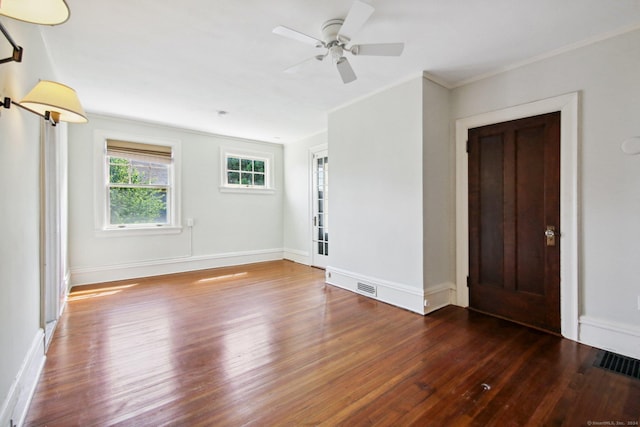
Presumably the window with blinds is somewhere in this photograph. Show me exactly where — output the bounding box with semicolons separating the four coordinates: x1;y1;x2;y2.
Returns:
106;139;173;227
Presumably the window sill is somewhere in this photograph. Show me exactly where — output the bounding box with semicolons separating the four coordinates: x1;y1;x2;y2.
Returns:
219;186;276;195
95;225;183;238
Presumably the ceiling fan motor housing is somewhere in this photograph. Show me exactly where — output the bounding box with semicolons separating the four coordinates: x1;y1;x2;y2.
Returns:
322;19;345;43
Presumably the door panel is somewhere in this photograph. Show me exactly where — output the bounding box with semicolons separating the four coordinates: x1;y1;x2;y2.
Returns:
312;150;329;268
477;134;505;288
468;112;560;332
515;126;546;294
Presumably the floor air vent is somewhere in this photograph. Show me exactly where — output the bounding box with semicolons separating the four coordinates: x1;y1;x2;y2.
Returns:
357;282;377;296
594;350;640;380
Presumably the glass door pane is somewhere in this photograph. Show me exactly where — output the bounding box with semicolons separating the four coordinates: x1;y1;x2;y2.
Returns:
312;150;329;267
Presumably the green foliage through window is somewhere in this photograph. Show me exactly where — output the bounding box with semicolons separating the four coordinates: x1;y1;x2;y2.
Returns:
225;156;266;188
108;156;170;225
110;188;167;224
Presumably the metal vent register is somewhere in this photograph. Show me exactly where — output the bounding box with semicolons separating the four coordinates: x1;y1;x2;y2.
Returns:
357;282;377;296
594;350;640;380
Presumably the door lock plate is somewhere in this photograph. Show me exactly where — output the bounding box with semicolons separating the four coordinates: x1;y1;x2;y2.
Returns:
545;226;556;246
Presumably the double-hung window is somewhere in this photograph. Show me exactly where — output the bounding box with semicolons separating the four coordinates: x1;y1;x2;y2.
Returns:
99;138;179;232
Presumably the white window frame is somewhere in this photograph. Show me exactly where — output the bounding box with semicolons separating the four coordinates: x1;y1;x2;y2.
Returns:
94;130;182;236
219;147;275;194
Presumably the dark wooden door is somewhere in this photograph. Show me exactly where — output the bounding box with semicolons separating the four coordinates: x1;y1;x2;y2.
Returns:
468;112;561;333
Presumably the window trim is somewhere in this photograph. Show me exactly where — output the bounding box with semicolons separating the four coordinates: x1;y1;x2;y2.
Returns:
219;147;275;194
94;130;182;236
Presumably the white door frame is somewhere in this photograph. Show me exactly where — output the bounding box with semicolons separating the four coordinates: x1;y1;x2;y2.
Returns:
455;92;579;340
309;143;328;268
41;122;66;349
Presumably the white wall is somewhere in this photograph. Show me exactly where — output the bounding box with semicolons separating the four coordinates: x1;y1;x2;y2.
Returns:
452;28;640;358
283;132;327;265
68;114;284;285
422;78;454;293
0;20;55;427
327;77;426;312
323;76;455;313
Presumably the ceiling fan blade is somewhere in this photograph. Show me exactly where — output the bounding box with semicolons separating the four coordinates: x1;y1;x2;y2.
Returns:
284;55;325;74
336;57;357;84
273;25;324;47
337;0;374;42
352;43;405;56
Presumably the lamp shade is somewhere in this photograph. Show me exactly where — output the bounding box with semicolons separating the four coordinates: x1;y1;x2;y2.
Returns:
0;0;69;25
20;80;87;123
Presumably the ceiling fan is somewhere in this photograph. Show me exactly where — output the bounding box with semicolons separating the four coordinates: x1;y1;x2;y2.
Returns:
272;0;404;84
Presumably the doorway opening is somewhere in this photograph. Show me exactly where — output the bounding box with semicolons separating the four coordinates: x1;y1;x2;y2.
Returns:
467;112;561;333
311;147;329;268
455;93;579;340
41;122;67;350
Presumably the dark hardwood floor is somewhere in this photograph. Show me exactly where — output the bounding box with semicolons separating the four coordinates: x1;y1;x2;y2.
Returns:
25;261;639;426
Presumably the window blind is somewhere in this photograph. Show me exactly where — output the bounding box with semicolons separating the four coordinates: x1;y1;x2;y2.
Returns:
106;139;172;165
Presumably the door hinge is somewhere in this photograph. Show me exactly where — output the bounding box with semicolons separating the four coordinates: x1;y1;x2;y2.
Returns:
466;140;470;153
466;276;470;287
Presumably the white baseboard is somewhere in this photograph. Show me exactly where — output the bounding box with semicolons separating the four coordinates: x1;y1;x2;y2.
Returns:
70;248;284;286
579;315;640;360
325;267;427;314
0;329;46;427
283;248;310;266
423;282;456;314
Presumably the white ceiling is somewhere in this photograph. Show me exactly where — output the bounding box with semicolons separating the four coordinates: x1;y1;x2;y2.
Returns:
40;0;640;143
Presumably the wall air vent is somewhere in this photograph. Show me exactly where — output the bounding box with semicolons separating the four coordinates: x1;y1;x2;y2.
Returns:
357;282;377;296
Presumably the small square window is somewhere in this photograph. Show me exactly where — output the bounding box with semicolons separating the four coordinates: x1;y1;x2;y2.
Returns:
220;149;274;193
228;171;240;184
241;159;253;172
228;157;240;170
241;173;253;185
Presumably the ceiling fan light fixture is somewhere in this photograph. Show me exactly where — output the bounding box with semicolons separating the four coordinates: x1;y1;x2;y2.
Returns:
0;0;70;25
330;45;344;64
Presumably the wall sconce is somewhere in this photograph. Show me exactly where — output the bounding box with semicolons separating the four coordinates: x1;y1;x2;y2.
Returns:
0;0;69;25
2;80;88;125
0;0;70;64
0;17;22;63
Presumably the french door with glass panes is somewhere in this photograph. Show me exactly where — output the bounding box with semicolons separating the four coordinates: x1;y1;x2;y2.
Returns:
312;149;329;268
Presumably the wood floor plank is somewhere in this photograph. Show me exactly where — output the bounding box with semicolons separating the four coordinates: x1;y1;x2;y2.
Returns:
24;261;639;426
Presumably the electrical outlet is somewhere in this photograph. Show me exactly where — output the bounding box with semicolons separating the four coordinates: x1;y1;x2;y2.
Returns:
186;218;194;227
424;299;429;307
